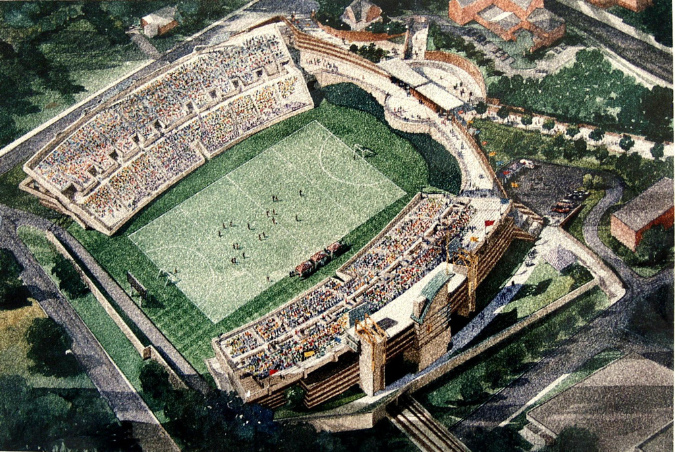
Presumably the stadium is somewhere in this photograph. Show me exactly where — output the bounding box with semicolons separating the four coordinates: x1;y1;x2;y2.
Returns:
20;17;543;410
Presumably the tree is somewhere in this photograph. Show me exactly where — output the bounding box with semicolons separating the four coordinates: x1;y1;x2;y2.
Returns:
497;106;510;121
0;250;29;310
474;101;487;115
521;114;533;129
544;426;599;452
592;175;604;189
650;142;665;160
588;127;605;141
503;343;528;371
595;145;609;163
542;141;557;160
542;118;556;132
582;174;593;189
460;378;484;403
566;125;580;138
573;138;588;159
51;254;87;299
634;224;674;265
619;134;635;151
26;317;81;377
284;384;306;410
140;360;173;406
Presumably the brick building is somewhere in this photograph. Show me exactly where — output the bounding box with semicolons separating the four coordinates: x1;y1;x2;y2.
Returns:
611;177;674;252
448;0;565;52
141;6;178;38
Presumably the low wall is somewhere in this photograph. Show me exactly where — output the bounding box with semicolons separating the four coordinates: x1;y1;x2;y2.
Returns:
425;51;487;99
45;231;145;355
46;230;189;391
315;20;406;43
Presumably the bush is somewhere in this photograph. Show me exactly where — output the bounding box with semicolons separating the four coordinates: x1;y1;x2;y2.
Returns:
521;114;533;127
543;118;556;131
650;142;665;160
497;106;510;120
140;360;173;406
51;254;87;299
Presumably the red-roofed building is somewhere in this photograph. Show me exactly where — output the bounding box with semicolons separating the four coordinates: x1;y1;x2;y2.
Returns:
448;0;565;52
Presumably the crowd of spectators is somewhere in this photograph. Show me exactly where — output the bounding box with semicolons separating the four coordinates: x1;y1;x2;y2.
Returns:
32;28;312;231
223;196;478;380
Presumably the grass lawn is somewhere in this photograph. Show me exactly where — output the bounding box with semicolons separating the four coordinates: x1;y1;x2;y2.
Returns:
0;299;94;389
129;121;404;323
15;226;170;419
12;19;150;140
416;286;609;430
501;262;578;320
66;100;432;374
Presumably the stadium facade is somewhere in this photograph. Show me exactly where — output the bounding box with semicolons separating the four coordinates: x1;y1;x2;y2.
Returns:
21;17;543;409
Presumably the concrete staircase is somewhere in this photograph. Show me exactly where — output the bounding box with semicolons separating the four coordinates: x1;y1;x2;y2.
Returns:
387;395;472;452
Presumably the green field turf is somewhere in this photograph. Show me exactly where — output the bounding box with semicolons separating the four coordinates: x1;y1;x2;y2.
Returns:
129;121;404;323
66;97;435;374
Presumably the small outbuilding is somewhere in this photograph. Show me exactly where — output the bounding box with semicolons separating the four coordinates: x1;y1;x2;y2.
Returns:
142;6;178;38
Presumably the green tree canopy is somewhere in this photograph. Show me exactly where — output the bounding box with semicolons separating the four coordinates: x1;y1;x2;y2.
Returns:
26;317;81;377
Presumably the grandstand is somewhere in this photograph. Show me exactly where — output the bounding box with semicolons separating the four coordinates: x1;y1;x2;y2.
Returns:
21;24;313;235
211;193;529;408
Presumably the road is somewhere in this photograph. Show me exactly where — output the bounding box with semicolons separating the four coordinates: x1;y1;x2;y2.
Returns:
0;213;179;451
0;204;210;395
546;0;673;84
450;177;672;442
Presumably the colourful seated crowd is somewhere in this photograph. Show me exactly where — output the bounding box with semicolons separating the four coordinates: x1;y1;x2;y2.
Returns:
32;29;311;230
223;196;477;380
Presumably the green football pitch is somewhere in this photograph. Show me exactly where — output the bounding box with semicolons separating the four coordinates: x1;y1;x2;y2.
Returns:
129;121;404;323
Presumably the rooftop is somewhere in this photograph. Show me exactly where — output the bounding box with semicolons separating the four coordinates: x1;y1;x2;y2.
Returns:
478;5;522;31
613;177;674;232
378;59;430;88
415;82;464;111
527;8;565;33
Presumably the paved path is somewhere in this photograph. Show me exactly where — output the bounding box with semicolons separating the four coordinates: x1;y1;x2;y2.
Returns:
128;30;161;59
0;213;179;451
0;204;210;395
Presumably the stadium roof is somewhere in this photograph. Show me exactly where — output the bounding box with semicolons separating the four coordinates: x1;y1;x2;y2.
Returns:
415;83;464;111
378;59;429;87
612;177;674;232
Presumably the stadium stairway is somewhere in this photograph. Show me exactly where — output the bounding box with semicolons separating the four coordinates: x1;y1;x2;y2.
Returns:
387;395;472;452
